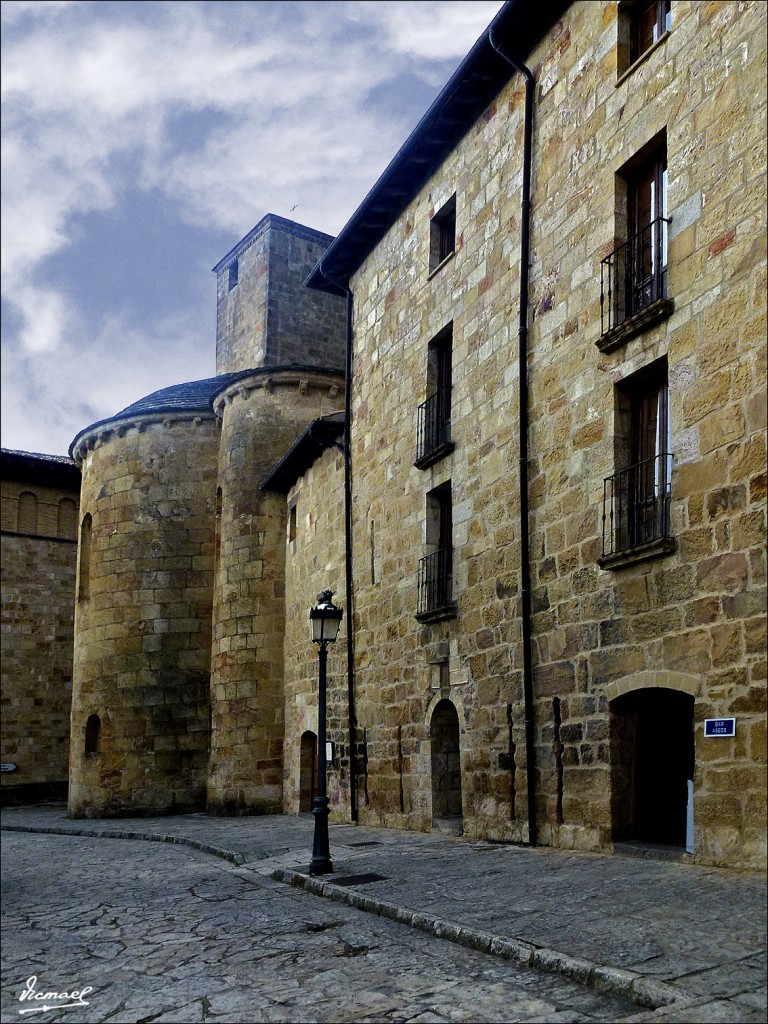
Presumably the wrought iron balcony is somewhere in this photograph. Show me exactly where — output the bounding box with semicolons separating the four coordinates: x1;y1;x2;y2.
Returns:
600;217;671;343
415;387;453;469
416;548;456;620
600;452;674;564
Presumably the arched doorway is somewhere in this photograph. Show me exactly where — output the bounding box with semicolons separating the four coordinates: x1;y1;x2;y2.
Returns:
610;687;694;846
299;731;318;812
430;699;462;825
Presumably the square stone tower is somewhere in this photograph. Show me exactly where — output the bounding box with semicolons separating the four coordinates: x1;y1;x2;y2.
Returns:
212;213;346;374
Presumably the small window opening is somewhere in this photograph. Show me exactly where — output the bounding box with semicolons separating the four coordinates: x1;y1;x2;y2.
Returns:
289;498;297;544
78;513;92;600
429;195;456;273
85;713;101;754
228;258;239;291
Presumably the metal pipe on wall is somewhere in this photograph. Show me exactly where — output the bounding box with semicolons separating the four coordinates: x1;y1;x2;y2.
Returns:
488;26;538;847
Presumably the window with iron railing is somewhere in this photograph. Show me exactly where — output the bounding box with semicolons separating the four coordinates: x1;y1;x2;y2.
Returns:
417;482;456;620
600;362;675;567
417;548;454;617
599;144;672;350
601;214;669;334
601;451;673;559
415;324;454;469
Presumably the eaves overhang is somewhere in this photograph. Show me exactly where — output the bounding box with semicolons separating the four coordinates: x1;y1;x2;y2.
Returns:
260;412;345;494
1;448;80;489
306;0;570;295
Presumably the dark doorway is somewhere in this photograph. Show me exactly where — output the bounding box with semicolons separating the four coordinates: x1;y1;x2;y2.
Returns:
610;687;694;846
299;731;318;812
430;700;462;822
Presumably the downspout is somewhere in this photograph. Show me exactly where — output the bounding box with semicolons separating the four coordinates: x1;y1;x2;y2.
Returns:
316;260;358;822
488;27;537;847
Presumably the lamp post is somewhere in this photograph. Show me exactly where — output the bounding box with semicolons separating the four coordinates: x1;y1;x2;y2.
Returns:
308;589;343;875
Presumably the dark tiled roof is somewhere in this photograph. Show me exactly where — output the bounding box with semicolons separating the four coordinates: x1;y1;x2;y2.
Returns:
306;0;570;294
69;365;344;458
212;213;336;274
1;448;80;488
260;412;345;493
114;375;240;418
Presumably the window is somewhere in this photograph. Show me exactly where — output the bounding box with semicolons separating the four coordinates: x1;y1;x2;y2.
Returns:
228;258;239;291
288;498;297;544
78;513;92;600
600;136;671;347
415;324;454;468
17;491;38;533
630;0;671;64
85;713;101;755
600;359;674;567
429;195;456;274
57;498;78;540
618;1;671;75
417;482;457;620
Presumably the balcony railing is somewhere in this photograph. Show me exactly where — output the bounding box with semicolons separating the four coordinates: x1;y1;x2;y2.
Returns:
417;548;454;617
415;387;452;468
601;217;670;335
601;452;673;559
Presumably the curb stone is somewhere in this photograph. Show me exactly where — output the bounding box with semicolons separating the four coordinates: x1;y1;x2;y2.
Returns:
271;867;685;1012
0;823;245;865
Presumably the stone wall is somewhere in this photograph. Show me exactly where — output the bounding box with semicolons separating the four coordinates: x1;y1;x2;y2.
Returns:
69;417;219;817
208;370;344;814
1;464;80;803
215;215;346;375
1;479;78;541
282;446;349;818
344;0;766;867
1;533;76;801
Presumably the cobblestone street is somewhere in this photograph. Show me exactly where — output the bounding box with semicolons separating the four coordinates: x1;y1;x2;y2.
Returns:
1;830;636;1024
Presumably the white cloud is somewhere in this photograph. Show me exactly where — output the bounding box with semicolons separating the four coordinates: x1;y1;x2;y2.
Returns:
0;0;85;26
351;1;504;59
14;285;72;354
0;0;504;454
1;300;213;456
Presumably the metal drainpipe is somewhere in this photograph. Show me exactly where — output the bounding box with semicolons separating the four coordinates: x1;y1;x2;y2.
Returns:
488;27;537;847
316;261;358;822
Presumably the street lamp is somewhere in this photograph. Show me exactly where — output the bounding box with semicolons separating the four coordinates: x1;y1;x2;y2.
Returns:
308;589;343;875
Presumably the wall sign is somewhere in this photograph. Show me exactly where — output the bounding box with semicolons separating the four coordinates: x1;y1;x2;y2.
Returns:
704;718;736;738
0;763;17;773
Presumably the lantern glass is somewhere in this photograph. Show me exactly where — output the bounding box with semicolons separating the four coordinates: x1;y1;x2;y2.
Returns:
309;590;343;643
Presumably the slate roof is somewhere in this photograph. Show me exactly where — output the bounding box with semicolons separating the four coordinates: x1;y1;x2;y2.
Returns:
68;366;344;458
113;375;241;419
306;0;570;294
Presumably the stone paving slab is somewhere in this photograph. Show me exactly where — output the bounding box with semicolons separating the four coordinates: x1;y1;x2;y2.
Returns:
2;805;765;1022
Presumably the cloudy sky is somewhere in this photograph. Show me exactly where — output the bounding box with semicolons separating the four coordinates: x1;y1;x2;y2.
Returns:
1;0;503;457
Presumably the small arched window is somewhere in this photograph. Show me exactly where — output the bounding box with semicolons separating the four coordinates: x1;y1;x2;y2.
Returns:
18;491;38;534
85;713;101;754
78;513;92;600
57;498;78;540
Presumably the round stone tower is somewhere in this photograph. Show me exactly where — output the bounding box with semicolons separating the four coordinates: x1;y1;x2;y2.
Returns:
68;380;222;817
207;367;344;813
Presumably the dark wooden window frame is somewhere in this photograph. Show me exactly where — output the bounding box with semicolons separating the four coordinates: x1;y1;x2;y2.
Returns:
429;195;456;275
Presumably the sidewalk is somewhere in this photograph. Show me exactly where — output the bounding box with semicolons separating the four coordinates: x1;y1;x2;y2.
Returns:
2;804;765;1023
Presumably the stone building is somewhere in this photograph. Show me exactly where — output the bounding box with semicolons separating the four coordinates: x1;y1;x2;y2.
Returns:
66;1;766;870
1;449;81;804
